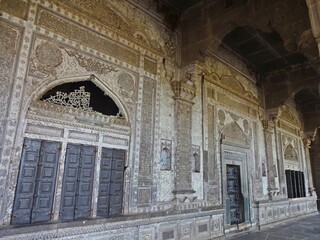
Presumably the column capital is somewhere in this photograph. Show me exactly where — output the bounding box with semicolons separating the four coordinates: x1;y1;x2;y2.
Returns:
262;119;274;132
269;114;279;125
171;77;196;101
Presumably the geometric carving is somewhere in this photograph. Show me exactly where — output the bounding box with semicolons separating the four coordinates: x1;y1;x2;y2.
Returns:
138;188;151;205
284;144;298;161
138;79;155;177
44;86;93;111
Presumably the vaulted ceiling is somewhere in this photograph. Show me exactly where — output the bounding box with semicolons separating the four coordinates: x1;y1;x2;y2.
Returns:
157;0;319;131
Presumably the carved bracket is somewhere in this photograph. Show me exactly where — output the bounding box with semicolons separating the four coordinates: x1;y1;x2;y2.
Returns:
171;80;196;101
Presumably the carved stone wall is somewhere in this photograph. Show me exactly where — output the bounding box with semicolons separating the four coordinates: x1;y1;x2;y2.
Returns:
138;78;156;206
0;20;23;224
0;0;317;238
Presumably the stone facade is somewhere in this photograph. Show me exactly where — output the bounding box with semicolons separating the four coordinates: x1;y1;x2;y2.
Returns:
0;0;318;239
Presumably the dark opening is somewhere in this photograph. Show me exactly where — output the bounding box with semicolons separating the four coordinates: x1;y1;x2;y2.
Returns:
285;170;306;198
41;81;120;116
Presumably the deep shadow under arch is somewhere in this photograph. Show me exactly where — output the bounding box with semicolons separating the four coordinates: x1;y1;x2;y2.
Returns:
41;80;120;116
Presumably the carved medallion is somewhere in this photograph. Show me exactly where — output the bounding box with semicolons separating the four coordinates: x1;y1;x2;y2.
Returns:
36;42;63;68
117;72;135;101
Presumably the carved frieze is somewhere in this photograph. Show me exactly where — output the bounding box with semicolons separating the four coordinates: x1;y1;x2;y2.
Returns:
49;0;132;33
0;0;29;20
28;100;129;133
36;8;140;67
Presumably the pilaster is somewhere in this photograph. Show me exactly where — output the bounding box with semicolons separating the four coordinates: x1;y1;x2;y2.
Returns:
171;71;197;203
262;120;279;200
303;136;317;197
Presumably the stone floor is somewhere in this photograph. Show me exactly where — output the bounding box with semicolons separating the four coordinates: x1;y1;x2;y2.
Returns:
228;213;320;240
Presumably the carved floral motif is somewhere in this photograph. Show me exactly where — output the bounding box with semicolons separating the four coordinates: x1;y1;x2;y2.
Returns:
30;41;63;78
64;48;118;75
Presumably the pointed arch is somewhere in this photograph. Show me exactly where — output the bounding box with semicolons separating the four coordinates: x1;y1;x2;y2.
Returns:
221;122;248;147
26;75;130;123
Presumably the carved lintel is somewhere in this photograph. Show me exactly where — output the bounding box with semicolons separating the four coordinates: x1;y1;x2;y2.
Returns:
171;80;196;101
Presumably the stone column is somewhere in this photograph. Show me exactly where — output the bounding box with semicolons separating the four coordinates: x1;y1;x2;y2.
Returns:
306;0;320;54
262;120;279;200
270;115;286;197
171;77;196;203
303;137;316;196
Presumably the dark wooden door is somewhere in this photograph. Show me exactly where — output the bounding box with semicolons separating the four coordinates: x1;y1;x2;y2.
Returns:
97;148;125;217
226;164;244;225
60;144;95;221
12;139;60;225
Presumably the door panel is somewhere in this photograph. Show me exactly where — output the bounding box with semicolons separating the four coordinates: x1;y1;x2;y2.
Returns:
226;165;244;225
60;144;81;221
12;139;60;225
75;146;95;219
60;144;95;221
97;148;125;217
31;141;60;223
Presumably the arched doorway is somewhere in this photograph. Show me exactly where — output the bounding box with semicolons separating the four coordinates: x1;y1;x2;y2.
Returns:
220;122;250;226
11;76;130;225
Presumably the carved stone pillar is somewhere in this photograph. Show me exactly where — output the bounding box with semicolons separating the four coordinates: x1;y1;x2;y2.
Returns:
303;137;316;196
262;120;279;200
270;115;286;197
306;0;320;54
171;77;196;203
